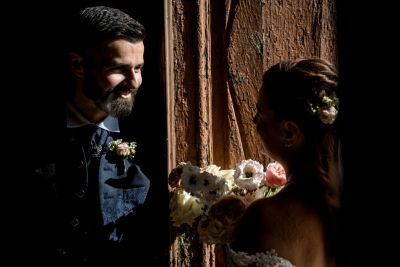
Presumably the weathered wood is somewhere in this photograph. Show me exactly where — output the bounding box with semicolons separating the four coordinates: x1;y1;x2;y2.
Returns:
166;0;337;266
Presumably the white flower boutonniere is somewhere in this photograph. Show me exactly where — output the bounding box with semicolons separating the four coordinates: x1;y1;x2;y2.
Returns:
108;139;137;174
108;139;137;160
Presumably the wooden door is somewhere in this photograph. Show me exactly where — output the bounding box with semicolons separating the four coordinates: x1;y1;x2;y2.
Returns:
165;0;337;266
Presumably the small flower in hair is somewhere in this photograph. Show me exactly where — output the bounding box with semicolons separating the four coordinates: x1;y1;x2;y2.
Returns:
309;95;339;124
319;105;338;124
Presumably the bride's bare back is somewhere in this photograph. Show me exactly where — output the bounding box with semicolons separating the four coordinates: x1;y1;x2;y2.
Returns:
231;190;335;267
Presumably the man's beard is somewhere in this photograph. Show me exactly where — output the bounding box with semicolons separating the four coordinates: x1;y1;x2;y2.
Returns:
83;73;136;118
107;94;136;117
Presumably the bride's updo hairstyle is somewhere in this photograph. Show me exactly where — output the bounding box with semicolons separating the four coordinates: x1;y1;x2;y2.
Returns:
260;57;340;227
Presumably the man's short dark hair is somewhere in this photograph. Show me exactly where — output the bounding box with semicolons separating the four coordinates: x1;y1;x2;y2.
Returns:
68;6;146;53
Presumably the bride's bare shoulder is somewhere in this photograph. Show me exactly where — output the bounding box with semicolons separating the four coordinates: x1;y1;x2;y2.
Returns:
246;193;324;239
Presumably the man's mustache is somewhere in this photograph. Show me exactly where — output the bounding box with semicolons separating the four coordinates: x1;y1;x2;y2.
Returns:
106;84;135;95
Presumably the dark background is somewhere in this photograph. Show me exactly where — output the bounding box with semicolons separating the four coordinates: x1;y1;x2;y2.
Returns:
5;1;169;266
337;2;400;266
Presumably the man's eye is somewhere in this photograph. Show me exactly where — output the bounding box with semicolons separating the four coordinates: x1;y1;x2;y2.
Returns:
105;67;124;74
134;65;143;73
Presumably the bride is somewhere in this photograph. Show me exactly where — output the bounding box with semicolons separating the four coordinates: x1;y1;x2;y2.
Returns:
224;58;341;267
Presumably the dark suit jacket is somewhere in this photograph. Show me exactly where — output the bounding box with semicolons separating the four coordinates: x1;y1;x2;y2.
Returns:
22;124;151;265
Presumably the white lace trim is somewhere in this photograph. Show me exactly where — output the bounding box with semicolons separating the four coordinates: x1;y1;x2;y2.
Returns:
226;245;295;267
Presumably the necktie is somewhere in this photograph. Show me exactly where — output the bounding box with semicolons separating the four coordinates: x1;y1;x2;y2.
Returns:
88;126;110;160
66;125;111;187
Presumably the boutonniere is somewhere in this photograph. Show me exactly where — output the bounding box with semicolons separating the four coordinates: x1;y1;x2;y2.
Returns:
108;139;137;174
108;139;137;159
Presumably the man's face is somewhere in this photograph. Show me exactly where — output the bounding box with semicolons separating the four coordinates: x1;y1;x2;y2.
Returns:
83;40;144;118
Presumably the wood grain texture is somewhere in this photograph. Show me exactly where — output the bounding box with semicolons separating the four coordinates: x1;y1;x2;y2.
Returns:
167;0;337;266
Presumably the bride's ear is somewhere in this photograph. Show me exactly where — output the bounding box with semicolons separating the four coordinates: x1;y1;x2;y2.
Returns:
280;121;303;148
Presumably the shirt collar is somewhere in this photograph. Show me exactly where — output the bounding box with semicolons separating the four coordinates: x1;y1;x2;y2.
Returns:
66;102;120;133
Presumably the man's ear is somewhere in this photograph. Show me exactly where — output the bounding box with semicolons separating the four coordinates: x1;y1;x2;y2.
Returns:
69;52;84;78
281;121;303;148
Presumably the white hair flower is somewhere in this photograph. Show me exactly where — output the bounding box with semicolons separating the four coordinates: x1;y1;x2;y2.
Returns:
319;105;338;124
309;95;339;124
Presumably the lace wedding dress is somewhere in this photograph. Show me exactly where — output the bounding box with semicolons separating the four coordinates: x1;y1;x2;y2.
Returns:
225;245;295;267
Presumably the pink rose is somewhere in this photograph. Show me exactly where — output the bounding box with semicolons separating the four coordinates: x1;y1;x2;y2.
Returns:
115;143;130;157
319;106;338;124
264;162;287;188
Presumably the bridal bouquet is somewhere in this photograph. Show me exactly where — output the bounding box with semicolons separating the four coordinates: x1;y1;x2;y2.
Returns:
169;159;287;244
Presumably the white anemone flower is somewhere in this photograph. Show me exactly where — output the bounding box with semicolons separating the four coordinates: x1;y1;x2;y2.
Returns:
181;163;230;201
233;159;265;190
202;175;230;205
181;163;202;194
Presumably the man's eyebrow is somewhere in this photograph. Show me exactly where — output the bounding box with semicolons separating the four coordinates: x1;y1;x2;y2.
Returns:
102;61;144;69
135;62;144;68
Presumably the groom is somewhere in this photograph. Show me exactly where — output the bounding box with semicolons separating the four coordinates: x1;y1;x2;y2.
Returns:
26;6;150;265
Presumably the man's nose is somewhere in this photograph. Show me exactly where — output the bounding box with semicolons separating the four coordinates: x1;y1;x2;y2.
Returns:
126;70;141;89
